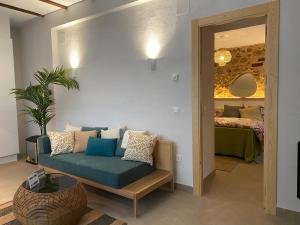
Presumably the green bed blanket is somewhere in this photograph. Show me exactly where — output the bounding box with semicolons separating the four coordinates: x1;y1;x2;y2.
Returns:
215;127;262;162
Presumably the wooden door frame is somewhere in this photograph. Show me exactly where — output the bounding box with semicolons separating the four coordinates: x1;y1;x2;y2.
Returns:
192;1;279;215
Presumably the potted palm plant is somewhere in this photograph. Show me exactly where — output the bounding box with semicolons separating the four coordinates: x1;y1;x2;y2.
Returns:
11;67;79;135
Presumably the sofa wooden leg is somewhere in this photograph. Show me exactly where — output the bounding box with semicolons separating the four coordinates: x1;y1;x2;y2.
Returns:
133;198;139;218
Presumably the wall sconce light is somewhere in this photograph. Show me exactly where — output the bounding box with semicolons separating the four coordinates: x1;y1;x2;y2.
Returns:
70;51;79;69
146;38;160;71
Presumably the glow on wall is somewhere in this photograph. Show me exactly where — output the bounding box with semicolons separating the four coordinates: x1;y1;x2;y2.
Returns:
214;44;265;99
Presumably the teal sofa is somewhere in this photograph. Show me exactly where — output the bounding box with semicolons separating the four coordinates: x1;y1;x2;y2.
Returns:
37;135;174;217
38;136;155;189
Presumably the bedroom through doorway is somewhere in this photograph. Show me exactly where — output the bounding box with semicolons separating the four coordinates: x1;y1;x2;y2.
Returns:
192;1;280;215
192;2;279;214
211;22;266;204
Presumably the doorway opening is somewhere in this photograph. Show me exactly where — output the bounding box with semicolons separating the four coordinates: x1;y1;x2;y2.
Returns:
192;2;279;215
213;22;266;209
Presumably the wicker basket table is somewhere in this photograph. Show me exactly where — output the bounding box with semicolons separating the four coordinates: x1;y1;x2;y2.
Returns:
13;173;87;225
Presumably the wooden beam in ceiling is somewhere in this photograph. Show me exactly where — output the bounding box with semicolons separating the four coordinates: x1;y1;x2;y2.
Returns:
0;3;44;17
40;0;68;10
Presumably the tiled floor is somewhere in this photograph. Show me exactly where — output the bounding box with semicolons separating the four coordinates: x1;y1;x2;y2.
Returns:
1;160;300;225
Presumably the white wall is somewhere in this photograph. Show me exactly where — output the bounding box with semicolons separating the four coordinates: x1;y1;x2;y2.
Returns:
277;0;300;212
11;28;26;153
0;14;10;39
16;0;143;137
0;13;19;161
53;0;192;184
14;0;300;212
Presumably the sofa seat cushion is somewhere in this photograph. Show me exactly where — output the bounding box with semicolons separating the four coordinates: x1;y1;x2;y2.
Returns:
39;153;155;189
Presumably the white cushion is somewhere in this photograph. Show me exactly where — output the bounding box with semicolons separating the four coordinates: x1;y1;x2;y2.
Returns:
101;128;121;139
64;123;81;132
48;131;74;156
121;130;146;149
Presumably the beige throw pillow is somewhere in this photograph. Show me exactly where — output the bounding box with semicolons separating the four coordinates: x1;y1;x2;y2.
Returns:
74;130;97;153
122;132;157;165
48;131;74;156
240;106;263;121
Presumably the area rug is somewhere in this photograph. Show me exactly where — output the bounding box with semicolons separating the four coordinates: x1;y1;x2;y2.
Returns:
215;156;240;172
0;201;126;225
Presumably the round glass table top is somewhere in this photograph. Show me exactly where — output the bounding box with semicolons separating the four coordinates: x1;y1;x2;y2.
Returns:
22;173;77;193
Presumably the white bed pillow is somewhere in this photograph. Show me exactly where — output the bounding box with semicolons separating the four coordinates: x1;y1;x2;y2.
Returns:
240;106;263;121
64;123;81;132
121;130;146;149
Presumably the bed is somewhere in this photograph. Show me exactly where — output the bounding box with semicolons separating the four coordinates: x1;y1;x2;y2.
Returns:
215;117;264;162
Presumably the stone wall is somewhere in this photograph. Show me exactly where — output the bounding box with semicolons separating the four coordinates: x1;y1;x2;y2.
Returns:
214;43;265;98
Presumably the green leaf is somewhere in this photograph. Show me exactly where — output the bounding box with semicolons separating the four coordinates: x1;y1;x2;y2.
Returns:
10;66;80;135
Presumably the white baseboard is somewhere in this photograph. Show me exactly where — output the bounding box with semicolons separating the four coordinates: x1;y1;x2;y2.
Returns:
0;154;17;164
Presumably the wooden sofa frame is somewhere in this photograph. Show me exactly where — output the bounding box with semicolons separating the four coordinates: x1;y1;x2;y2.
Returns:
39;140;175;217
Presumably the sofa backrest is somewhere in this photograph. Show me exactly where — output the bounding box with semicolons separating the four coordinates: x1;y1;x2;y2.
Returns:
38;135;51;154
38;135;175;175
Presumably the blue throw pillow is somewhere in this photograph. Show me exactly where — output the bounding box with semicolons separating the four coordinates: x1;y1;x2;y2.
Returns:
85;137;117;157
115;147;126;157
115;128;126;157
81;126;108;137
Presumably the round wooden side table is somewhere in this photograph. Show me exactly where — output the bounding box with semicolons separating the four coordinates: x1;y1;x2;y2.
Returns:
13;173;87;225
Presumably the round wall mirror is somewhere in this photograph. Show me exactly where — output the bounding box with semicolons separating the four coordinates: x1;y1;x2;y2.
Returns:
229;73;257;98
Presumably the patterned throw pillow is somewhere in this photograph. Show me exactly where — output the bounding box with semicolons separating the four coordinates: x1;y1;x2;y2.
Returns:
121;130;146;149
122;132;157;165
48;131;74;156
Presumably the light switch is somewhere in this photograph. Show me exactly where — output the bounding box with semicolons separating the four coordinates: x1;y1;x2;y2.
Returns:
172;73;180;81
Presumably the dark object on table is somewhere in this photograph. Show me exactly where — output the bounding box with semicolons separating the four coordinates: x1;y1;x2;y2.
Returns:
13;173;87;225
25;135;40;165
25;169;46;190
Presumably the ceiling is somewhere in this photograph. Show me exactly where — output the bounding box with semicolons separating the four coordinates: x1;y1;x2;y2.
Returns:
215;24;266;50
0;0;85;26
